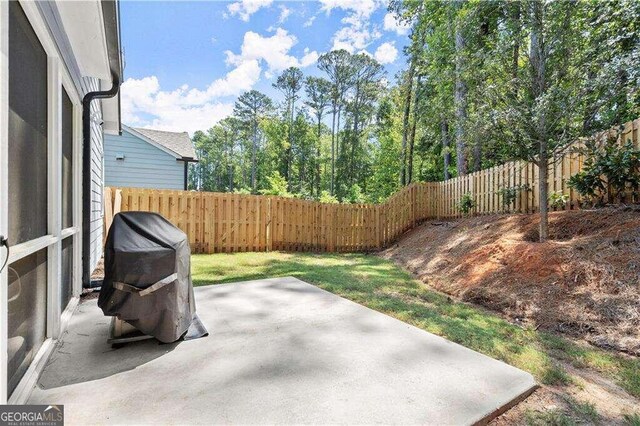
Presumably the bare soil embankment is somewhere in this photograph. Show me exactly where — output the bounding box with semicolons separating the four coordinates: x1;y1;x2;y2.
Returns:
380;206;640;356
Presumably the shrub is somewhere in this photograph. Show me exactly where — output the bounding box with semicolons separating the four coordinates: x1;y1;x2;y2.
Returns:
259;171;292;197
498;184;530;208
548;191;569;209
568;136;640;206
346;184;365;204
318;190;338;204
567;167;605;206
457;192;475;215
232;187;251;195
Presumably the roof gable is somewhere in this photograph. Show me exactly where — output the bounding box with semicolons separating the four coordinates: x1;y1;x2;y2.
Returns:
123;125;197;160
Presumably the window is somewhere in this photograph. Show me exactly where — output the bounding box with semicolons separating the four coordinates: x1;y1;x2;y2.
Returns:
7;249;48;395
3;0;84;400
8;0;48;246
62;88;73;229
60;237;73;312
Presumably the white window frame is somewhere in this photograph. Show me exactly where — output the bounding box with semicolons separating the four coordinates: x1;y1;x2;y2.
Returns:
0;0;10;406
0;0;84;404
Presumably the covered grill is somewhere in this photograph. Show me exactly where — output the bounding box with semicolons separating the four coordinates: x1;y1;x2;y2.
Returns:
98;211;205;343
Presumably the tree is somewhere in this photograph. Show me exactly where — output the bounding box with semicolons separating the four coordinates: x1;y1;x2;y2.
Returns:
453;0;468;176
273;67;304;187
342;53;385;191
259;170;292;197
234;90;273;193
318;49;355;195
492;1;592;241
304;76;331;197
186;1;638;210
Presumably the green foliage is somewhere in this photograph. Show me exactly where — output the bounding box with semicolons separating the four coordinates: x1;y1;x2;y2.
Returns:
541;364;571;385
345;184;365;204
498;184;530;208
548;191;569;210
623;412;640;426
318;190;338;204
457;193;475;215
568;137;640;205
565;397;599;425
259;171;292;197
190;1;640;206
524;409;575;426
232;187;251;195
567;161;605;206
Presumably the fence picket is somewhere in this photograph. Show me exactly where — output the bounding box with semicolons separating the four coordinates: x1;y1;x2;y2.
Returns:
106;118;640;253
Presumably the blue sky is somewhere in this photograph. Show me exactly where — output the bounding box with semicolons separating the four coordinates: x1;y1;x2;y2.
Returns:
120;0;411;134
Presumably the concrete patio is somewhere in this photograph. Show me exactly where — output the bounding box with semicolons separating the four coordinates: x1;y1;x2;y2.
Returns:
29;277;536;425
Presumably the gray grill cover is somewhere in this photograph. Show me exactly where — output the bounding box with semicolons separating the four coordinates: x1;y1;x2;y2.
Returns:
98;211;196;343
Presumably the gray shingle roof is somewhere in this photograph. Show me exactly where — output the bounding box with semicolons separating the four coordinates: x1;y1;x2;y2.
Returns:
133;127;197;160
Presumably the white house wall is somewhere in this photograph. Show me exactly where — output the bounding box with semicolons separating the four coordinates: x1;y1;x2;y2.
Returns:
88;77;103;273
36;2;106;273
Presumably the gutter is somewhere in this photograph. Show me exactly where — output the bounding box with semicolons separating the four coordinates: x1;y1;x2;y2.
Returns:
82;0;123;288
178;157;199;190
82;71;120;288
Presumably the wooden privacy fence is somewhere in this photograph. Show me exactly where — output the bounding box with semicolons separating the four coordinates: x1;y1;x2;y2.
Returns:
104;183;432;254
436;118;639;217
104;118;639;254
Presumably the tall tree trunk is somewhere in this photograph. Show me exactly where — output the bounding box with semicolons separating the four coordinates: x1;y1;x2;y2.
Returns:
316;118;322;197
441;119;452;180
251;122;257;192
407;75;421;184
330;108;336;195
336;105;342;191
454;4;468;176
400;61;416;186
284;99;292;187
530;0;548;242
538;150;549;242
473;140;482;172
511;2;520;91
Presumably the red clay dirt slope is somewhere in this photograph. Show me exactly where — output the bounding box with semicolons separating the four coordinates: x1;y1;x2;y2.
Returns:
380;207;640;355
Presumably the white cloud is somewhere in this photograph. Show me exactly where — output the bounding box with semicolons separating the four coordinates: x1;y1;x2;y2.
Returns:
320;0;384;53
121;76;235;134
300;48;319;67
121;26;320;133
331;23;381;52
303;16;316;28
225;0;273;22
383;12;410;35
277;5;291;24
225;28;319;73
319;0;382;19
120;60;261;134
374;41;398;64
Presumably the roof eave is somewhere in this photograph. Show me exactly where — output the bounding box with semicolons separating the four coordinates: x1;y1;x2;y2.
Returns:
101;0;122;135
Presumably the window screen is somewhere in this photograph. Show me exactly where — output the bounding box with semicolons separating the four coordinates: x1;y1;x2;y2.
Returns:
8;1;48;246
60;237;74;312
62;88;73;229
7;249;48;395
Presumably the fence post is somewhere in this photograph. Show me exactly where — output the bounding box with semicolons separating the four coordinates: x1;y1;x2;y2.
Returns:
411;184;417;227
266;197;272;252
329;204;336;252
103;187;113;244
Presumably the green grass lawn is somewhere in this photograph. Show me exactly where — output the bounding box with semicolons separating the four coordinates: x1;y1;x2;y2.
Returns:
191;251;640;400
